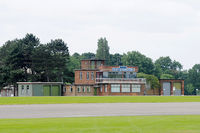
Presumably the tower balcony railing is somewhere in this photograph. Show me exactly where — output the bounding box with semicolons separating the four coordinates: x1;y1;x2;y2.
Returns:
95;78;146;84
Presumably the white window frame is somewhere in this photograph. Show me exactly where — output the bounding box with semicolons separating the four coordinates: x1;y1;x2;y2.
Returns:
122;84;131;92
111;84;120;92
132;85;141;92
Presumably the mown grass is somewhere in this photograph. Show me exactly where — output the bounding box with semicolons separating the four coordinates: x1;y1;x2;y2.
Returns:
0;96;200;105
0;115;200;133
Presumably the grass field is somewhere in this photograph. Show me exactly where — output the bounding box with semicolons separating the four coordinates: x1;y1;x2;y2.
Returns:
0;115;200;133
0;96;200;105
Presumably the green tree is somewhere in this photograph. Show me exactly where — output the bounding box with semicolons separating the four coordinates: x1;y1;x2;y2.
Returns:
188;64;200;89
46;39;70;82
160;74;174;79
109;53;123;66
137;73;160;90
68;53;81;72
122;51;154;74
81;52;95;60
155;56;183;78
185;84;195;95
96;37;110;64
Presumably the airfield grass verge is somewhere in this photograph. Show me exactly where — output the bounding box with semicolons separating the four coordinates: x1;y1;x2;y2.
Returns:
0;96;200;105
0;115;200;133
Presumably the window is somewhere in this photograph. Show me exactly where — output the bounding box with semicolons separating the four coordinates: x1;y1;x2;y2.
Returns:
80;72;82;80
111;84;120;92
27;85;29;90
87;72;89;80
21;85;24;95
83;86;86;92
22;85;24;90
100;86;103;92
105;85;107;92
87;86;91;92
78;86;81;92
63;88;66;92
122;84;130;92
70;86;73;92
132;85;141;92
91;61;95;69
91;72;94;80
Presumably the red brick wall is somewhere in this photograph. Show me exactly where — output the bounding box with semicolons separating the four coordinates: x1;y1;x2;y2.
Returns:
75;70;97;85
63;85;95;96
159;79;184;95
81;60;90;69
81;60;105;69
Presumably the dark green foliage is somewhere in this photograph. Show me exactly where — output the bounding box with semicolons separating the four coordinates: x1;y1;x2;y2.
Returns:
155;56;183;79
96;37;110;64
109;53;123;66
137;73;160;89
160;74;174;79
185;84;195;95
188;64;200;89
0;34;71;86
122;51;154;74
81;52;95;60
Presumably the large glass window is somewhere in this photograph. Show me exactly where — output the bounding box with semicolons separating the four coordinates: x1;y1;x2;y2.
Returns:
87;72;89;80
111;84;120;92
132;85;141;92
122;84;130;92
80;72;82;80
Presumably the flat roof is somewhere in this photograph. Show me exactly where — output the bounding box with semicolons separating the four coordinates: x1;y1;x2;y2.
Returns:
17;82;63;85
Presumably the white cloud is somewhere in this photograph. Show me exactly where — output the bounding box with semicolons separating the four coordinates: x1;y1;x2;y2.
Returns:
0;0;200;69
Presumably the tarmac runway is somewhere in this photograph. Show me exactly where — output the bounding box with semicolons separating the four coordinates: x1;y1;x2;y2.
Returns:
0;102;200;119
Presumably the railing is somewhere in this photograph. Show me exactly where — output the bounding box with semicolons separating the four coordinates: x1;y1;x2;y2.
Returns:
95;78;146;84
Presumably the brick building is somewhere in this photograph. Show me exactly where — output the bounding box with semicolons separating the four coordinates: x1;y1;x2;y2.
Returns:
64;59;146;96
160;79;184;96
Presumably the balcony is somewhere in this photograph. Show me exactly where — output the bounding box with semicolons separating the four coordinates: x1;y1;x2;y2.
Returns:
95;78;146;84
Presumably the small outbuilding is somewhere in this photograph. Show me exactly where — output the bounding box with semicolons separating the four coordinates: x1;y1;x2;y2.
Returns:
17;82;63;96
159;79;184;96
0;85;15;97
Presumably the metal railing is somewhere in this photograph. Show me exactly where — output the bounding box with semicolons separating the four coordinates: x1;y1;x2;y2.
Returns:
95;78;146;84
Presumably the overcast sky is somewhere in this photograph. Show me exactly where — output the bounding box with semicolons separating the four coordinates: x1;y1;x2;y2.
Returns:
0;0;200;70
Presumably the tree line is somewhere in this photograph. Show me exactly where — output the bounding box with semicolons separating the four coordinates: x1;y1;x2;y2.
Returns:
0;34;200;95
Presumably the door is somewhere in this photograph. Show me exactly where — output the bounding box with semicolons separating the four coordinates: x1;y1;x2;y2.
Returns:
173;83;181;96
163;82;171;96
51;85;60;96
43;85;51;96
